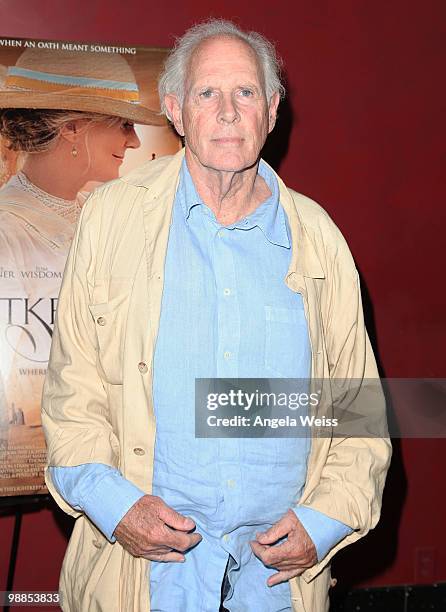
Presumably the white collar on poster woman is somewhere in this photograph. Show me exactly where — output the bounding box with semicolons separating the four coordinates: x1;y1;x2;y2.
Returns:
16;171;82;225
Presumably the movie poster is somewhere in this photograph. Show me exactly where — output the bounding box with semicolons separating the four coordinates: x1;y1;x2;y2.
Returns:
0;37;181;497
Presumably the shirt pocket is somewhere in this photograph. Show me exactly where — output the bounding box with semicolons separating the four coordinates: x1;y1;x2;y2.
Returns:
88;290;131;385
264;305;310;378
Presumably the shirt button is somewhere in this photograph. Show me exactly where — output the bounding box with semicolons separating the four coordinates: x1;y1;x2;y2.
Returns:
224;351;231;360
217;230;223;238
133;447;145;456
96;316;106;326
138;361;148;373
227;479;236;488
223;288;231;296
223;534;230;542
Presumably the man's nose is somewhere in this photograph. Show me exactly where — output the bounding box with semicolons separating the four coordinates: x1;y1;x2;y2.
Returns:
126;127;141;149
217;93;240;124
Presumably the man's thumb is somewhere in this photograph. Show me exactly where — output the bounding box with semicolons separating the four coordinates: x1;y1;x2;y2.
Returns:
160;504;195;531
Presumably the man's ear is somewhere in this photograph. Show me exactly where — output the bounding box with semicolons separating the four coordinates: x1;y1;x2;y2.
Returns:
164;94;184;137
267;92;280;133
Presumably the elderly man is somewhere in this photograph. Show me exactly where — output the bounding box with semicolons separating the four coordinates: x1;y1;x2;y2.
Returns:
42;19;391;612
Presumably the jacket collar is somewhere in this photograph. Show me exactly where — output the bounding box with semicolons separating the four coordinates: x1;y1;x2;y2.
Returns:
124;148;325;279
273;166;326;280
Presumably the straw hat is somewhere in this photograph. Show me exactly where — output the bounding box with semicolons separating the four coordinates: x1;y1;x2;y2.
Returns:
0;47;165;126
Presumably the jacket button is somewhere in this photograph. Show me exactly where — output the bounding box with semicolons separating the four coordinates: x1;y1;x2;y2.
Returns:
96;316;106;326
133;447;145;456
138;361;148;373
92;540;102;548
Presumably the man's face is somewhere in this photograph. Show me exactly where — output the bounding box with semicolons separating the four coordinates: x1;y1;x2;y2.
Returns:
167;36;279;174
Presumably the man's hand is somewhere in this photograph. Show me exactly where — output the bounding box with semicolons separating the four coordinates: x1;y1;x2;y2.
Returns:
113;494;202;562
250;509;317;586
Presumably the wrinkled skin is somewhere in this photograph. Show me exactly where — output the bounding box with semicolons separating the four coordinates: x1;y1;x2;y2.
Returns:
114;494;202;562
250;509;318;586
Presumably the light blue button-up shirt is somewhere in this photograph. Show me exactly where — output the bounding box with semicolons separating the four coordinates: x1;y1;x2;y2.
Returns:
50;159;352;611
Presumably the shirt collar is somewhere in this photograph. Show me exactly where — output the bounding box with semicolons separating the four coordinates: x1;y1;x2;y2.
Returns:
178;158;204;220
178;158;290;249
244;160;290;248
130;148;325;279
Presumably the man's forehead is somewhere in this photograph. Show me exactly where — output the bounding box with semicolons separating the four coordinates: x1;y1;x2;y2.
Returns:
187;35;263;84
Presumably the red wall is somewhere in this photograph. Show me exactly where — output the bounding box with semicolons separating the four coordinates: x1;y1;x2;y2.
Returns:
1;0;445;594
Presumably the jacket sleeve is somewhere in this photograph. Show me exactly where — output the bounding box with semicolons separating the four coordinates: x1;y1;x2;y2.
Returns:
298;219;392;581
41;193;120;517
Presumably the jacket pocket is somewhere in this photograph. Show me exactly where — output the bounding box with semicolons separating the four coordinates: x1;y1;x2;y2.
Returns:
289;564;332;612
89;291;131;385
289;575;305;611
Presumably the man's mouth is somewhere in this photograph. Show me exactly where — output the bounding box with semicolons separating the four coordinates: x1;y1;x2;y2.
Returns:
212;137;243;145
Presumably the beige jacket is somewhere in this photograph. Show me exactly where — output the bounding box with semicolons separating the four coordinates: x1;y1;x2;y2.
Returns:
42;149;391;612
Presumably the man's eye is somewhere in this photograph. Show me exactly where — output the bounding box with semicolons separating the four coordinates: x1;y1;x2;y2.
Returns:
122;121;135;131
199;89;214;99
240;89;253;97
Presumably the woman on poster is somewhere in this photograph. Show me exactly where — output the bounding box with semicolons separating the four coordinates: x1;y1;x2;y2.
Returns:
0;47;163;493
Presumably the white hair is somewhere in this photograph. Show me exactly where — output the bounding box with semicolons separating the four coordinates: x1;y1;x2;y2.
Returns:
158;19;286;119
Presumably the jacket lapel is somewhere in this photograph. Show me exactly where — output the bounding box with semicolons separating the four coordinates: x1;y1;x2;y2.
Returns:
141;151;184;364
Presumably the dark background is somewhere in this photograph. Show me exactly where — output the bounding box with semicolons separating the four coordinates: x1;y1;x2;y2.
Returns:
0;0;445;597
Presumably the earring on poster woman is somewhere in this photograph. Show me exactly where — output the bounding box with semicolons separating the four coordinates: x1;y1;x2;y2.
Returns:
71;145;78;158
